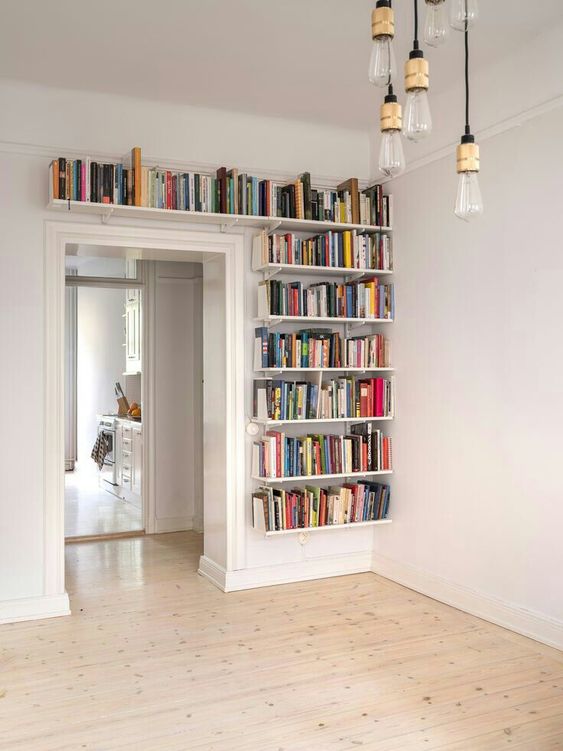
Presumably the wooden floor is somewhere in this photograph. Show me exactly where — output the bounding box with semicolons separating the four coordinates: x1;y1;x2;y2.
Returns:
65;463;143;538
1;533;563;750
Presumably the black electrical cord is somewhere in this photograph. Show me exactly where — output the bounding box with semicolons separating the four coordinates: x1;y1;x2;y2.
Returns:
464;23;470;134
413;0;419;50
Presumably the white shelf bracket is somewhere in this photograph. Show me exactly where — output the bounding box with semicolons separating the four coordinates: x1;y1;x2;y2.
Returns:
101;207;114;224
220;217;239;233
264;266;282;281
298;531;310;545
266;220;282;235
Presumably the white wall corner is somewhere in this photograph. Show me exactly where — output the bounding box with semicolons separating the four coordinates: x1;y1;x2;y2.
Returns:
0;593;70;625
371;553;563;652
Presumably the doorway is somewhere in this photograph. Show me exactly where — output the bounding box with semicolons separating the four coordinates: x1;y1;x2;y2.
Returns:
44;221;245;610
64;255;145;539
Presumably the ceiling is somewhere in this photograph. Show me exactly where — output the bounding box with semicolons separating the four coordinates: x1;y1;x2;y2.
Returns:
0;0;560;130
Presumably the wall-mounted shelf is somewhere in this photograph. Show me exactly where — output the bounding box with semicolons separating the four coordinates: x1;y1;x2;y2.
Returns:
256;315;393;327
262;518;392;536
47;199;392;235
252;416;393;425
256;367;394;374
254;262;393;279
252;470;393;484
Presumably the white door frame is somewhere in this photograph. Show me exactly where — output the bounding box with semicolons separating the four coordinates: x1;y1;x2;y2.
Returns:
44;220;246;605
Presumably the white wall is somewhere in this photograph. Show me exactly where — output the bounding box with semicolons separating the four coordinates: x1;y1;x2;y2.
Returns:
0;79;369;609
76;286;126;465
373;105;563;633
151;261;203;533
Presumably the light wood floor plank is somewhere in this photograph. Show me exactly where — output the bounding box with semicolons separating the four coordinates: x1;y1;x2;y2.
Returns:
0;532;561;751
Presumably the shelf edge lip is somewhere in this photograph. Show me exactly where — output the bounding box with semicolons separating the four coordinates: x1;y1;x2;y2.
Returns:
47;200;393;233
254;264;393;275
251;417;394;424
252;470;393;482
255;367;395;372
255;317;394;324
262;519;392;536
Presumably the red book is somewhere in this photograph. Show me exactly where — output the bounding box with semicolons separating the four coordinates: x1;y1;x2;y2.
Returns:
319;490;326;526
314;441;321;475
375;379;384;417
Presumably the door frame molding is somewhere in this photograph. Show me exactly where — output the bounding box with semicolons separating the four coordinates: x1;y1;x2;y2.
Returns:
44;219;246;606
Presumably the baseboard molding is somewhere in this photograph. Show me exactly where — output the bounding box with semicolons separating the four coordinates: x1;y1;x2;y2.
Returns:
199;551;373;593
198;555;227;590
154;515;193;534
371;553;563;651
0;593;70;625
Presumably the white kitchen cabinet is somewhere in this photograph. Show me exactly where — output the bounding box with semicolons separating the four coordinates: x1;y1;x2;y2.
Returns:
131;426;142;497
124;290;141;374
113;419;142;509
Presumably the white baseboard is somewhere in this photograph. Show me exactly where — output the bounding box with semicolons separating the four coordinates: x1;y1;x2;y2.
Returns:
198;555;227;590
199;551;373;593
371;553;563;652
154;515;193;534
0;593;70;625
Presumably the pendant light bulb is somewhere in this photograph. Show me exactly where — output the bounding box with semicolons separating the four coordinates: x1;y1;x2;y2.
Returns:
450;0;479;31
424;0;449;46
404;52;432;141
379;89;405;177
368;1;396;87
455;136;483;221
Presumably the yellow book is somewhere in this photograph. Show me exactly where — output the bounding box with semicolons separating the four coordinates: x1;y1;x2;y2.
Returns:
343;231;352;268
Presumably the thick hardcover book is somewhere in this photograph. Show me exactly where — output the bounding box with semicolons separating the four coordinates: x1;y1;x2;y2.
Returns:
337;178;360;225
216;167;228;214
131;147;142;206
300;172;312;220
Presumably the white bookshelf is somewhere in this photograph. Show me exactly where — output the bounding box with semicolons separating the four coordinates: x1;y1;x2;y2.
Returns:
262;519;392;536
254;262;393;279
251;216;395;535
256;315;393;326
257;367;394;373
252;470;393;484
47;198;392;235
252;416;393;426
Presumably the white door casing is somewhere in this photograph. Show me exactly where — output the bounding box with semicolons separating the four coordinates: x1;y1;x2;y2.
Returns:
44;220;246;606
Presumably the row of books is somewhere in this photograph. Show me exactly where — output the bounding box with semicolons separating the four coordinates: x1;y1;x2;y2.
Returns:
253;377;394;421
252;427;393;479
253;328;391;370
252;482;391;532
252;230;393;271
50;147;392;227
258;279;395;320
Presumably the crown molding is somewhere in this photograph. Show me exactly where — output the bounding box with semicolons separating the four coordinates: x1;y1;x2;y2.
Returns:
0;139;371;190
377;93;563;184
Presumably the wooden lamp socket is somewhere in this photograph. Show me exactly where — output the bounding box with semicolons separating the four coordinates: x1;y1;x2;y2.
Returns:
381;100;402;132
456;142;480;173
372;6;395;39
405;57;429;91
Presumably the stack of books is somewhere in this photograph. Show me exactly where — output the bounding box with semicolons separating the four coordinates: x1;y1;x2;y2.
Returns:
50;147;392;226
253;377;394;421
254;328;391;370
257;278;395;320
252;481;391;531
252;230;393;270
252;427;392;478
